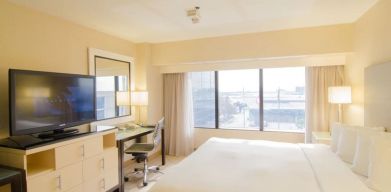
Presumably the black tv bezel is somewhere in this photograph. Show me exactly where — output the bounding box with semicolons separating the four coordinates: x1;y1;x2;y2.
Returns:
9;69;97;136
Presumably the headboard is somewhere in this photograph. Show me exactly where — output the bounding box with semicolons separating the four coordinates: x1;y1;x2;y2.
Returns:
365;62;391;131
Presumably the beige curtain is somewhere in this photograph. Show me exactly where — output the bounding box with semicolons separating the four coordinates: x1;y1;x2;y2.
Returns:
305;66;344;142
163;73;194;156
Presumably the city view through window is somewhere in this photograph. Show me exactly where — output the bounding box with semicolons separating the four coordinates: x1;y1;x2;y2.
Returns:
218;69;259;129
263;67;305;132
191;67;305;132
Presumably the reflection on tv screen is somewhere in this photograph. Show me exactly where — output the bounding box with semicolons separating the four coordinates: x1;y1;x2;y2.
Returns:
14;73;95;131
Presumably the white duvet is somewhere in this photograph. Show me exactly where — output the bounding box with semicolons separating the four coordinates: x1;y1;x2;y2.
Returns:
150;138;373;192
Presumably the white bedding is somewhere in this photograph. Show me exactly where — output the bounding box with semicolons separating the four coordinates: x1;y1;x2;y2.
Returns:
150;138;373;192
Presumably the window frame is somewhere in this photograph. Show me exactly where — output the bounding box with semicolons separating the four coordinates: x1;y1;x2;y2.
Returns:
193;68;304;133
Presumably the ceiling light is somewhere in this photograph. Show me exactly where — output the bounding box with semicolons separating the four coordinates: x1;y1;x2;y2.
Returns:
187;6;200;24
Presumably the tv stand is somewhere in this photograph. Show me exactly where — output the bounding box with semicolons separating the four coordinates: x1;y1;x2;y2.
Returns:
0;130;119;192
38;129;79;139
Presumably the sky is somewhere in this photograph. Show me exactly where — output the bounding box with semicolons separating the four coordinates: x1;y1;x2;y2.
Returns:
218;67;305;92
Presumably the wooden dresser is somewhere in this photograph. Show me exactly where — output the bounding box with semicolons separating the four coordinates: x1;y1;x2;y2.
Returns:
0;130;118;192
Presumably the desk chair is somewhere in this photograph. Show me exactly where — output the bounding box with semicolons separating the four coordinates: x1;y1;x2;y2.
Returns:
125;118;164;186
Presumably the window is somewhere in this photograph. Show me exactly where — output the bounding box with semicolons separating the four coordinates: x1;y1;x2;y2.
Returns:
218;70;260;130
191;71;216;128
190;67;305;132
263;67;305;132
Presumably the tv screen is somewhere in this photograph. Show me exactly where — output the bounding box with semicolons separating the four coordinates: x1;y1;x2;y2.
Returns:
9;69;96;136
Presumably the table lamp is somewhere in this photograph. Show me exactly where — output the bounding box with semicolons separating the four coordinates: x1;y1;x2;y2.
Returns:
328;86;352;123
116;91;131;106
131;91;148;124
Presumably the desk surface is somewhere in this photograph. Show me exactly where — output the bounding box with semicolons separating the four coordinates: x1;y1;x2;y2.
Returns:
116;127;154;141
0;167;20;180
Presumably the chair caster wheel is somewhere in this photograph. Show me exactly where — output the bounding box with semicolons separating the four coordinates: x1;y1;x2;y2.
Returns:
124;177;129;182
156;167;160;170
143;182;148;186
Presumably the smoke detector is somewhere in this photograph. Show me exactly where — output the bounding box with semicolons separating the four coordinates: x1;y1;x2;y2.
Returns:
187;6;200;24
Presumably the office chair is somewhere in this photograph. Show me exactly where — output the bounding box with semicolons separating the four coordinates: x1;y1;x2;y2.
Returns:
125;118;164;186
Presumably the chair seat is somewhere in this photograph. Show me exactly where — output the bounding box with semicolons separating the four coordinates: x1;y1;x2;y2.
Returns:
125;143;154;154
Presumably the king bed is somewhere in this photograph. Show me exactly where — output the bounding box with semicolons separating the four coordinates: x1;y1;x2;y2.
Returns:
150;138;373;192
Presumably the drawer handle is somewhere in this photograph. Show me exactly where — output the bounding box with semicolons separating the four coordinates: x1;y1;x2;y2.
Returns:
81;145;85;157
101;178;105;190
56;175;62;190
101;158;105;170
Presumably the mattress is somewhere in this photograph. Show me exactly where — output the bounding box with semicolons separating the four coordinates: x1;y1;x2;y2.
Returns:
150;137;373;192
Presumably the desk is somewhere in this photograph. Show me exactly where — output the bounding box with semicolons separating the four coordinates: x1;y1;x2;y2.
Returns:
0;166;26;192
116;126;165;192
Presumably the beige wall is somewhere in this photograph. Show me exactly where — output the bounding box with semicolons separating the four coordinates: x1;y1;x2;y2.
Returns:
0;1;137;138
344;0;391;126
1;0;371;144
151;24;354;66
151;23;354;144
135;43;163;125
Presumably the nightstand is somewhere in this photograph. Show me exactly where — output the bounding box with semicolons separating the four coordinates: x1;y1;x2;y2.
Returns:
312;132;331;145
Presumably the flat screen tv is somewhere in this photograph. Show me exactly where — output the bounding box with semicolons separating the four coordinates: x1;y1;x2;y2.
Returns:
9;69;96;136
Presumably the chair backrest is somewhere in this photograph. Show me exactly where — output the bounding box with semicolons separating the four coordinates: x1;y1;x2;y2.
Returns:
152;118;164;147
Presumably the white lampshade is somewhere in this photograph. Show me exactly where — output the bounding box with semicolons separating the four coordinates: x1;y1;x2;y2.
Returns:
116;91;130;106
131;91;148;106
328;86;352;104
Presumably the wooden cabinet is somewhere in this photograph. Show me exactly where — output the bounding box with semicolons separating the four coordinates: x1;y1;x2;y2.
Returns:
83;154;104;180
0;130;119;192
55;137;104;169
27;172;58;192
57;162;83;191
83;178;105;192
82;146;118;191
55;142;84;169
84;137;103;158
67;185;83;192
103;148;119;190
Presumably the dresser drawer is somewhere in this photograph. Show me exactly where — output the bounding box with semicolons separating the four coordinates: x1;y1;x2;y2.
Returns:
83;154;104;181
83;136;103;158
55;141;84;169
27;171;58;192
66;184;83;192
83;178;105;192
57;162;83;191
55;136;103;169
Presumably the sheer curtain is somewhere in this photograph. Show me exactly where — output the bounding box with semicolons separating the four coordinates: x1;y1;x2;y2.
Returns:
305;66;344;143
163;73;194;156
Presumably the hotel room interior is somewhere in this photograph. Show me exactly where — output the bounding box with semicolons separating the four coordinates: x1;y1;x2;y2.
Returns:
0;0;390;191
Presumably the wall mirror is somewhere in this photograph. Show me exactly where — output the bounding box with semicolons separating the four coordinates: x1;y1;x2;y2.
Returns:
88;48;134;122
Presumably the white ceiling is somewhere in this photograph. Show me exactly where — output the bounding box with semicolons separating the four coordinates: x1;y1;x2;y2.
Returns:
8;0;378;43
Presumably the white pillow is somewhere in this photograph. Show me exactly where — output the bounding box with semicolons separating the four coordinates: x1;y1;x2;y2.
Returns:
367;133;391;191
331;122;342;152
336;125;360;163
351;127;385;176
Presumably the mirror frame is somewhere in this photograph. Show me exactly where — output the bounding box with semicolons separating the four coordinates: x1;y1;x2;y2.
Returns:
88;48;135;129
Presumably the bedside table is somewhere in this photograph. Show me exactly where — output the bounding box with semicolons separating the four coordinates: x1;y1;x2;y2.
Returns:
312;132;331;145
